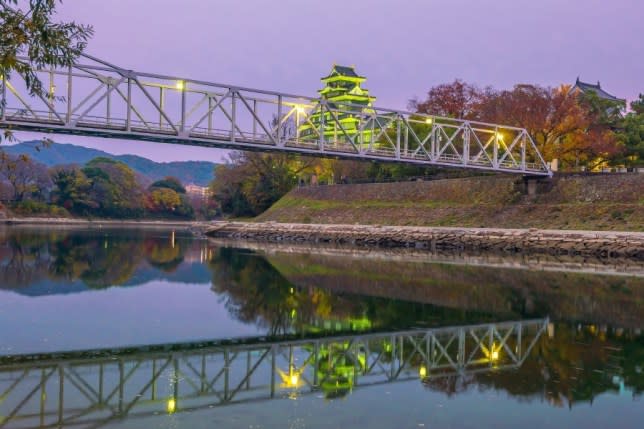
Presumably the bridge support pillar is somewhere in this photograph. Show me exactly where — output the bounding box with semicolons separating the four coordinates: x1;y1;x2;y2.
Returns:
521;175;554;199
526;178;538;197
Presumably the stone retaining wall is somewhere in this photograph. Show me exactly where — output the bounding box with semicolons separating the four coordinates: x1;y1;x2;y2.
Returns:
206;222;644;260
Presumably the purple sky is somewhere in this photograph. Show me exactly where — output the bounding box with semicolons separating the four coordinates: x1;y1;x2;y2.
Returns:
13;0;644;162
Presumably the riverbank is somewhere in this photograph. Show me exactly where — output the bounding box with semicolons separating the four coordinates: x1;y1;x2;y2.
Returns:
257;174;644;231
0;217;208;231
206;222;644;260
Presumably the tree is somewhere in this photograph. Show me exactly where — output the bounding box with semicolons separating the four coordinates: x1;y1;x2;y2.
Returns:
1;1;93;144
145;176;194;218
615;94;644;167
150;177;186;194
147;187;181;212
410;79;489;120
631;94;644;115
80;158;144;218
211;151;319;217
0;152;50;201
477;84;622;170
50;165;95;213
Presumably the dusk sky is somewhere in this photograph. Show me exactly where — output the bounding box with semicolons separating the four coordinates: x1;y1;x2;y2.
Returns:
13;0;644;163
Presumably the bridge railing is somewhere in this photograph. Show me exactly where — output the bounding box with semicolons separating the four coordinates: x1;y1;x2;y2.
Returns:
0;319;547;429
0;55;551;176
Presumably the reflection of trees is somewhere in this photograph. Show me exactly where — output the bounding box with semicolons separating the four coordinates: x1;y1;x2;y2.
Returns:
209;248;513;337
209;247;302;336
0;229;52;287
144;238;184;272
422;324;643;408
267;252;644;329
0;228;191;289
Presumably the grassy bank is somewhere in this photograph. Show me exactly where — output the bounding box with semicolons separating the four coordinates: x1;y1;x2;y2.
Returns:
257;174;644;231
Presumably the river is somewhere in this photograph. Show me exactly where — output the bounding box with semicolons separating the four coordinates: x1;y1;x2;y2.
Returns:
0;226;642;428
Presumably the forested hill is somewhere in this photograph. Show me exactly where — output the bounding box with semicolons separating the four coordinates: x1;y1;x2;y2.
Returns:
4;141;217;186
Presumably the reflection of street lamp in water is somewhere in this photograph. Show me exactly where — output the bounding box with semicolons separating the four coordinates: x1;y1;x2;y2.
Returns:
167;398;176;413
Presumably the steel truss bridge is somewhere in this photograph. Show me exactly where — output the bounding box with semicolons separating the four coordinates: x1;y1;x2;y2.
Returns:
0;55;551;176
0;319;547;429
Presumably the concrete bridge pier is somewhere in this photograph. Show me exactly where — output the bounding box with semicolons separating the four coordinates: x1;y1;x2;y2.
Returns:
522;175;553;198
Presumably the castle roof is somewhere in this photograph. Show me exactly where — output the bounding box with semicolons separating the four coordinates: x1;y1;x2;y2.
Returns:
322;65;365;80
572;78;622;101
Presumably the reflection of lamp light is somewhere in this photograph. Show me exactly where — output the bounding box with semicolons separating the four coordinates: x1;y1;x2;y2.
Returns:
419;365;427;378
167;398;176;413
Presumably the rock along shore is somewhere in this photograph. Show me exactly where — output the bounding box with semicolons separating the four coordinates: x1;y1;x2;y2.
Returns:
205;222;644;260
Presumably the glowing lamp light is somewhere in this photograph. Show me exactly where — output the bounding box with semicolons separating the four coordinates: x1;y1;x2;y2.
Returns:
167;398;176;413
289;373;299;387
419;365;427;378
295;105;307;115
491;350;499;361
176;80;185;91
495;132;503;140
425;118;433;124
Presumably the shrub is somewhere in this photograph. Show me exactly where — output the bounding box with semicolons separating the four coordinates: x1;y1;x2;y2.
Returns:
11;201;70;217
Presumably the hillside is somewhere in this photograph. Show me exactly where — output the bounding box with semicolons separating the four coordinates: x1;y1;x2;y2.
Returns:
4;141;217;186
257;174;644;231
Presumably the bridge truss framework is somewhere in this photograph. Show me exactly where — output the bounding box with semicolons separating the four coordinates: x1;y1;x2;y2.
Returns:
0;319;547;429
0;55;551;176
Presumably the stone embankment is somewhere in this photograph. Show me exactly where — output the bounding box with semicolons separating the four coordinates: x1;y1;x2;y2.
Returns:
206;222;644;260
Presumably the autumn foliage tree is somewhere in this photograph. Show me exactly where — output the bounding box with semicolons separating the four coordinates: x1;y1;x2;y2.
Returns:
410;79;489;120
412;80;626;170
145;176;194;218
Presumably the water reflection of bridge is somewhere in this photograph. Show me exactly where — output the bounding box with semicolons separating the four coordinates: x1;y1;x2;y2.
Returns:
0;319;547;429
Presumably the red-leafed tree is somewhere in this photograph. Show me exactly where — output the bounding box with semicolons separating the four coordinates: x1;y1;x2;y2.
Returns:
409;79;489;120
412;80;624;170
477;84;623;169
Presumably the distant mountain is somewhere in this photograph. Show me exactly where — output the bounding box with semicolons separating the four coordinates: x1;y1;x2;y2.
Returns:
4;141;217;186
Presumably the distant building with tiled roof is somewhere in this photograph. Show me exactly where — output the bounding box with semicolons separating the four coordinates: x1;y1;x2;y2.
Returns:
571;78;624;102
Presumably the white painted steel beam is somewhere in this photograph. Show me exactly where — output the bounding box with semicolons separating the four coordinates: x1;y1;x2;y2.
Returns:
0;55;552;176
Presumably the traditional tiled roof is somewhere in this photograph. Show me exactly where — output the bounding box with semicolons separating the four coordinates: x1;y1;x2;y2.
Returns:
322;65;365;80
572;78;622;101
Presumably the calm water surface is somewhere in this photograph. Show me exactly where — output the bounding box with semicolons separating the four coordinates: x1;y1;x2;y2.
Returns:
0;226;642;428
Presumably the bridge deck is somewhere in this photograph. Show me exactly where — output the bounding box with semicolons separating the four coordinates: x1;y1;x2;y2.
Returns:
1;55;551;176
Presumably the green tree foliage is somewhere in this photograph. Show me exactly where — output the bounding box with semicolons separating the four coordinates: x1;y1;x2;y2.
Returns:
49;158;145;217
49;166;95;213
1;0;93;143
80;158;144;218
615;94;644;167
211;151;318;217
150;176;186;194
145;176;194;218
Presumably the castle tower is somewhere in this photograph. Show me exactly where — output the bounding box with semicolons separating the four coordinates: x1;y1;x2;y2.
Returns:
299;65;376;142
